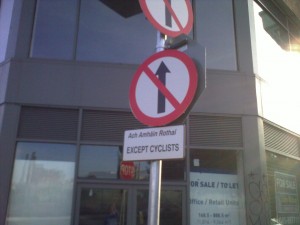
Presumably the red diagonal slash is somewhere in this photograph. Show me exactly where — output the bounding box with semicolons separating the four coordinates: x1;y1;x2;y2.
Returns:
143;65;180;109
163;0;184;31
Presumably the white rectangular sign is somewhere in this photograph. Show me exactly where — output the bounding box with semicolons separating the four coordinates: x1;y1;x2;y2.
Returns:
190;172;240;225
123;125;185;161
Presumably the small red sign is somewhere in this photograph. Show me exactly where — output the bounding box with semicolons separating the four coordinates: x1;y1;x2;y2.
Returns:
120;161;135;180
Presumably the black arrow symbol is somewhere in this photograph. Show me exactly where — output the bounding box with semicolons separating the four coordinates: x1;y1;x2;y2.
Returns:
156;61;171;114
165;0;172;27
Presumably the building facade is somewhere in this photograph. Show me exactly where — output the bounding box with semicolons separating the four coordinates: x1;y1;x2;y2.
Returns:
0;0;299;225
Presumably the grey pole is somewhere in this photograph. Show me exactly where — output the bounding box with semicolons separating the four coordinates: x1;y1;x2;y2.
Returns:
147;31;165;225
147;160;162;225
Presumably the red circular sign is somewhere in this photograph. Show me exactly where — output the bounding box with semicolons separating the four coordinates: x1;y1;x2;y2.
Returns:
139;0;193;37
120;161;135;180
129;50;198;127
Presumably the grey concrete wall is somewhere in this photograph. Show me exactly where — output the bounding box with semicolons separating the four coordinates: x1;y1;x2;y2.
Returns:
0;0;32;62
0;62;10;104
0;104;20;225
4;59;259;117
242;116;270;225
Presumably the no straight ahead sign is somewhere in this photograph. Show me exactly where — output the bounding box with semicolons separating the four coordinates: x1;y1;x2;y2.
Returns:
129;50;198;127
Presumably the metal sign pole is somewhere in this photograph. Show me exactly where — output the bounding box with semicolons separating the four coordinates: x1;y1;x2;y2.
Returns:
147;31;165;225
148;160;162;225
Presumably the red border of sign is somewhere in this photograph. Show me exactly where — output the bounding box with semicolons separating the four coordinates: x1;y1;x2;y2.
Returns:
139;0;193;37
129;50;198;127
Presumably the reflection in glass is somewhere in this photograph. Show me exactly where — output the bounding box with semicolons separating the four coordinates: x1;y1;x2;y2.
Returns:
194;0;237;70
136;190;182;225
76;0;156;64
134;161;150;180
78;145;151;180
258;10;289;51
266;152;300;224
30;0;237;70
190;149;237;174
31;0;77;59
162;160;185;180
6;142;76;225
253;3;300;134
78;145;121;179
78;145;184;181
119;161;150;181
79;188;127;225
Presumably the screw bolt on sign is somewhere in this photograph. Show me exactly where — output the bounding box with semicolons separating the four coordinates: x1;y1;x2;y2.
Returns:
129;49;198;127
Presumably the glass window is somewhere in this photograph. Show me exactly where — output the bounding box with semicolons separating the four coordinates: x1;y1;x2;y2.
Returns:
162;160;185;180
189;150;240;225
266;152;300;225
30;0;237;70
78;145;151;181
120;161;150;181
76;0;157;64
78;187;183;225
78;188;128;225
30;0;77;59
5;142;76;225
258;10;289;50
254;4;291;77
78;145;184;181
253;2;300;134
78;145;121;179
194;0;237;70
137;189;183;225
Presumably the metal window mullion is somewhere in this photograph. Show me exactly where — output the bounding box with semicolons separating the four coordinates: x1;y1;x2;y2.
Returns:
72;0;81;61
71;108;83;225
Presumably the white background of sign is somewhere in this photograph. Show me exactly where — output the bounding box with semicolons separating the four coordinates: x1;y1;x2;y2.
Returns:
123;125;185;161
139;0;193;37
144;0;189;31
136;57;189;117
